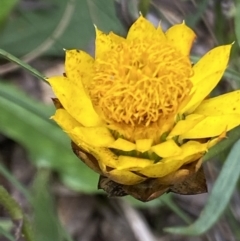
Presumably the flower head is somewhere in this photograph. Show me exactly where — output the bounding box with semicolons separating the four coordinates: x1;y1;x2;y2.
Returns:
48;16;240;201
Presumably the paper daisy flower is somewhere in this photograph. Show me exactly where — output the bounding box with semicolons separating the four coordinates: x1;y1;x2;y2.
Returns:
48;16;240;201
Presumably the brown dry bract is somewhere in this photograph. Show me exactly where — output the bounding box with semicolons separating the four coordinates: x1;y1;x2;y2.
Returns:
72;141;207;202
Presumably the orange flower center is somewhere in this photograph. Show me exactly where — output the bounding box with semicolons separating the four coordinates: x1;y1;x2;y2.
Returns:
89;39;193;128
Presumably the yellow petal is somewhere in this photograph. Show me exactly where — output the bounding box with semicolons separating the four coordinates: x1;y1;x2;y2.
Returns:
99;155;153;172
168;114;205;138
194;90;240;115
109;31;125;44
139;141;207;178
82;146;119;168
156;24;167;40
181;141;208;157
181;45;232;113
138;160;180;178
52;109;88;147
117;156;154;170
65;49;94;87
95;28;125;59
136;139;153;152
108;138;136;151
79;144;153;170
127;15;165;41
180;114;240;139
52;109;113;147
100;165;146;185
48;76;102;127
208;131;227;148
71;126;115;147
192;45;232;86
165;23;196;56
52;108;81;130
151;139;182;158
108;169;146;185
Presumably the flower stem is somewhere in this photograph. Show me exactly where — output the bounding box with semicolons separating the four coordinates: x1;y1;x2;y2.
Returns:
0;186;35;241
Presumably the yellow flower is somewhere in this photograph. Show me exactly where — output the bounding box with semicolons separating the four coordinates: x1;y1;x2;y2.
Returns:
47;16;240;202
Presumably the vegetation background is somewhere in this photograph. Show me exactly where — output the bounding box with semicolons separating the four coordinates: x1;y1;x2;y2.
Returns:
1;0;240;240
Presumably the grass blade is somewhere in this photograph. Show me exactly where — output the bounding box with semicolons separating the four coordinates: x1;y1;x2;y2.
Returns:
165;139;240;236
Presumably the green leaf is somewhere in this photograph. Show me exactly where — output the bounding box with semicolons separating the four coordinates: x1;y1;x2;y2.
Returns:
32;170;74;241
138;0;151;17
0;186;34;241
0;0;92;56
0;160;30;200
0;0;19;25
165;138;240;236
32;170;63;241
0;0;125;58
235;0;240;47
0;49;46;82
0;225;14;241
87;0;125;35
185;0;208;28
186;0;209;28
0;82;98;192
1;0;66;56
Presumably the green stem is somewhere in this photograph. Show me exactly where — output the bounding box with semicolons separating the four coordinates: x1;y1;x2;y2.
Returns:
0;49;46;83
0;186;35;241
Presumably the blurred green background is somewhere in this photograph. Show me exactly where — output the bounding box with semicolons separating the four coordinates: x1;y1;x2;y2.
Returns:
1;0;240;241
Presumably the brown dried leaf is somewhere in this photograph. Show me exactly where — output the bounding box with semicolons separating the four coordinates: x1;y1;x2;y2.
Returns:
98;176;127;197
170;166;207;195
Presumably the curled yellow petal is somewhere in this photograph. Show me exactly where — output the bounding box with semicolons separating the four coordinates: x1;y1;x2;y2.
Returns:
48;76;102;127
165;23;196;56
